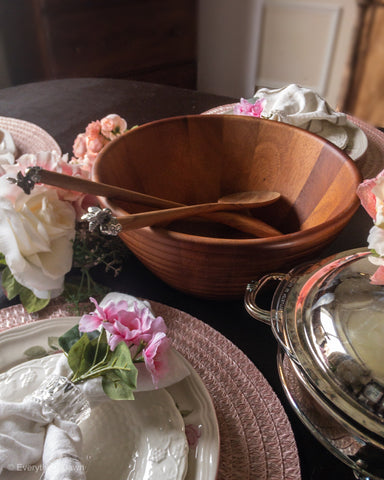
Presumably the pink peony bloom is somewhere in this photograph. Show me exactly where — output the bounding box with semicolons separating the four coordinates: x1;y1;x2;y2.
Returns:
233;98;265;117
143;331;171;385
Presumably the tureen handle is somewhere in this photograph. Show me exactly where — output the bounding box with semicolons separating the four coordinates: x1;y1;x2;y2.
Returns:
244;274;285;325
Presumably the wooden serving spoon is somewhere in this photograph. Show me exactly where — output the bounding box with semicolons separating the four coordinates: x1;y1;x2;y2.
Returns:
117;191;281;230
12;167;282;237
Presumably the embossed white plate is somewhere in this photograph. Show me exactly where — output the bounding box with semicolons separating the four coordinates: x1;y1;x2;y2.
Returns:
0;318;219;480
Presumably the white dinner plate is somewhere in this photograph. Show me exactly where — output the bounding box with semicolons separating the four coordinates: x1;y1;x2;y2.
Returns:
0;317;219;480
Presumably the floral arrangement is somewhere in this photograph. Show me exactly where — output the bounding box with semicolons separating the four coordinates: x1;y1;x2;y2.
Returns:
0;114;132;313
59;295;170;400
357;171;384;284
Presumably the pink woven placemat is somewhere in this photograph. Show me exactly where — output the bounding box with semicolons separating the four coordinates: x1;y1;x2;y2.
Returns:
0;116;61;156
0;299;301;480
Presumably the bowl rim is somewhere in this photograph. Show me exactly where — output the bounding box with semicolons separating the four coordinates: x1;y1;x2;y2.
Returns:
93;114;362;246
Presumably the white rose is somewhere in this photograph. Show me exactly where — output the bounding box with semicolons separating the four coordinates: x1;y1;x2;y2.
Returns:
0;185;76;299
368;225;384;266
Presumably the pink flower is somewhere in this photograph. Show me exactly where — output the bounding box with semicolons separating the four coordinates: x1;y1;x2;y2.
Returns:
86;135;106;160
100;114;127;140
72;114;127;170
358;170;384;284
1;151;96;220
73;133;87;159
143;331;171;385
370;265;384;284
107;302;167;351
78;297;132;332
85;121;102;139
357;170;384;222
233;98;265;117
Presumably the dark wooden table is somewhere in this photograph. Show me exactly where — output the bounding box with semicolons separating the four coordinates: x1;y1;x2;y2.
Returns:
0;78;374;480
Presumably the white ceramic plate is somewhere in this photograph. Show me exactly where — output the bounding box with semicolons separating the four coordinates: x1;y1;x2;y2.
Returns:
0;318;219;480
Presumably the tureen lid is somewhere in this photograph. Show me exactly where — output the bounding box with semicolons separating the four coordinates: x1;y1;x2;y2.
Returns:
274;248;384;438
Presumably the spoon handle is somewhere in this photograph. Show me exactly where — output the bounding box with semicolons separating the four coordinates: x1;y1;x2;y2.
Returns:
118;202;256;230
37;168;180;209
35;169;282;237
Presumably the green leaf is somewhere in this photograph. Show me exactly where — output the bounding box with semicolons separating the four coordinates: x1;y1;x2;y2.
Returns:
1;267;49;313
67;332;92;377
19;288;50;313
101;341;137;400
2;267;22;300
24;345;48;359
59;325;82;354
0;253;7;269
102;372;136;400
48;336;60;351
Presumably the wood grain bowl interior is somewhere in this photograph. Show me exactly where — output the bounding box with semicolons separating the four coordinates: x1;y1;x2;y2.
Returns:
93;115;362;299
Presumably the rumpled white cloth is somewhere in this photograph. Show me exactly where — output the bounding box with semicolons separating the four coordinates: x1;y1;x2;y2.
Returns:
252;84;366;156
0;128;16;166
0;293;190;479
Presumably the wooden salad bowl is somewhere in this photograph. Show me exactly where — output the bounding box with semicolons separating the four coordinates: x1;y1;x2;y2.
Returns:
93;115;361;299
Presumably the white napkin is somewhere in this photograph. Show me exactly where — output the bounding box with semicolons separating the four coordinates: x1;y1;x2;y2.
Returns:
0;294;190;479
252;84;366;156
0;128;16;166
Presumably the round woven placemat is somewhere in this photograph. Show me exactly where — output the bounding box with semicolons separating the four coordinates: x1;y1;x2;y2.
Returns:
0;299;301;480
0;116;61;157
202;104;384;181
